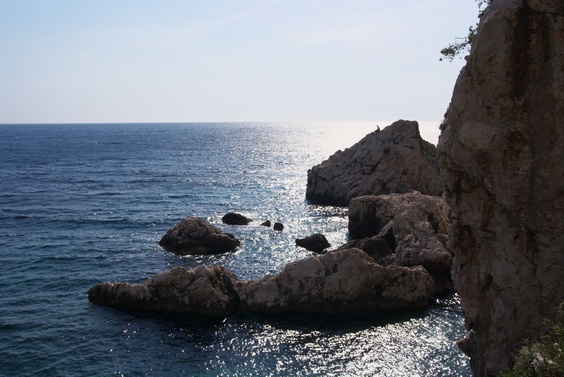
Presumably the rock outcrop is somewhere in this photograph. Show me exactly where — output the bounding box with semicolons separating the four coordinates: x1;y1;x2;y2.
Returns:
437;0;564;375
159;216;240;255
237;249;435;314
295;233;331;253
306;120;442;206
88;265;240;317
88;249;435;316
346;193;453;293
222;212;253;225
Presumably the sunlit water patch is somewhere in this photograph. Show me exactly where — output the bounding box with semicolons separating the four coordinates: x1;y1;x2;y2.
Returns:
0;122;468;376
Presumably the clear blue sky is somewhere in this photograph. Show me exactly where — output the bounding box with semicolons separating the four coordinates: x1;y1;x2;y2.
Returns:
0;0;478;123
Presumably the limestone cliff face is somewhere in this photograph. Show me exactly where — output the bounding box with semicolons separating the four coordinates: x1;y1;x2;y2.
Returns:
437;0;564;375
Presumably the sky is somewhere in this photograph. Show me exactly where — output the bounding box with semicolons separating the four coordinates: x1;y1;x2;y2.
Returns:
0;0;479;124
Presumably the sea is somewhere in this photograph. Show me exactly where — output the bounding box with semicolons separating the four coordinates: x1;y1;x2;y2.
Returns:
0;122;470;376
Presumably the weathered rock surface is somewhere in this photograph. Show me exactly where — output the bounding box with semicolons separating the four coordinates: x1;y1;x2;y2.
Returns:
89;249;435;316
347;193;453;293
159;216;240;255
222;212;253;225
295;233;331;253
237;248;435;314
306;120;442;206
87;265;240;317
437;1;564;375
335;236;394;265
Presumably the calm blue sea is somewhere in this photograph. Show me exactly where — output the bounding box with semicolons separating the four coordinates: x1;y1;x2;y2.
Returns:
0;123;469;376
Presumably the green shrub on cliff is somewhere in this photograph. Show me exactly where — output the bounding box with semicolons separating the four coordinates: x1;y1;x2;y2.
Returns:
501;303;564;377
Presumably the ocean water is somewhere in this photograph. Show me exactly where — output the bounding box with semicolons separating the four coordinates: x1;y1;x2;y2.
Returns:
0;122;469;376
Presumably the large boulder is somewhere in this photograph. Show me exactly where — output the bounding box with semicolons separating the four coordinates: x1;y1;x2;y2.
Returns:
159;216;240;255
87;265;240;317
347;193;453;293
237;248;435;314
295;233;331;253
306;120;442;206
437;1;564;375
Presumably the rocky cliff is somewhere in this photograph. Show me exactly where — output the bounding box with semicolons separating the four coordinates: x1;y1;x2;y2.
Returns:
437;0;564;375
306;120;442;206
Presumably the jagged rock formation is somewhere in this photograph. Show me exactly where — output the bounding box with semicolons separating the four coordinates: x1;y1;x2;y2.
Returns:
437;0;564;375
159;216;240;255
306;120;442;206
238;248;434;314
346;193;453;293
88;265;240;317
88;249;435;316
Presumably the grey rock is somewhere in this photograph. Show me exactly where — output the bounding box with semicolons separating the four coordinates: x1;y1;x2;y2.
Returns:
295;233;331;253
159;216;240;255
237;248;435;314
347;193;453;294
437;1;564;375
87;265;240;317
222;212;253;225
306;120;442;206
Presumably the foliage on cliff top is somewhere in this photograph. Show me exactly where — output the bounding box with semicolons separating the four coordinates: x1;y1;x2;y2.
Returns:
440;0;492;61
501;302;564;377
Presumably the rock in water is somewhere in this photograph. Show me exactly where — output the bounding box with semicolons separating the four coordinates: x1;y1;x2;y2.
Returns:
295;233;331;253
222;212;253;225
89;250;435;317
159;216;240;255
237;248;435;314
87;265;240;317
347;193;453;294
306;120;442;206
437;1;564;375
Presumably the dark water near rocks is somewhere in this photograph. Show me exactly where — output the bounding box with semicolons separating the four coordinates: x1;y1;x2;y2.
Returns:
0;123;470;376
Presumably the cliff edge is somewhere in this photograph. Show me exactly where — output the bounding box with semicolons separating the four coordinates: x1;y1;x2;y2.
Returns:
437;0;564;375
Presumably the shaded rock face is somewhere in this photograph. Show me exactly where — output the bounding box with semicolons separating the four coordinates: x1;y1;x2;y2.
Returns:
347;193;453;293
295;233;331;253
437;1;564;375
88;265;240;317
306;120;442;206
159;216;240;255
237;248;435;314
336;236;394;263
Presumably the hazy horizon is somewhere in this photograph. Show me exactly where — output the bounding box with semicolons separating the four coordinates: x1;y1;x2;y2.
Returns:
0;1;477;124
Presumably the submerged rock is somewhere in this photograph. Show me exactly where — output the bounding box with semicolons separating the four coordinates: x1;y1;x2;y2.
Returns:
347;193;453;293
306;120;442;206
222;212;253;225
87;265;240;317
237;248;435;314
159;216;240;255
437;1;564;375
295;233;331;253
